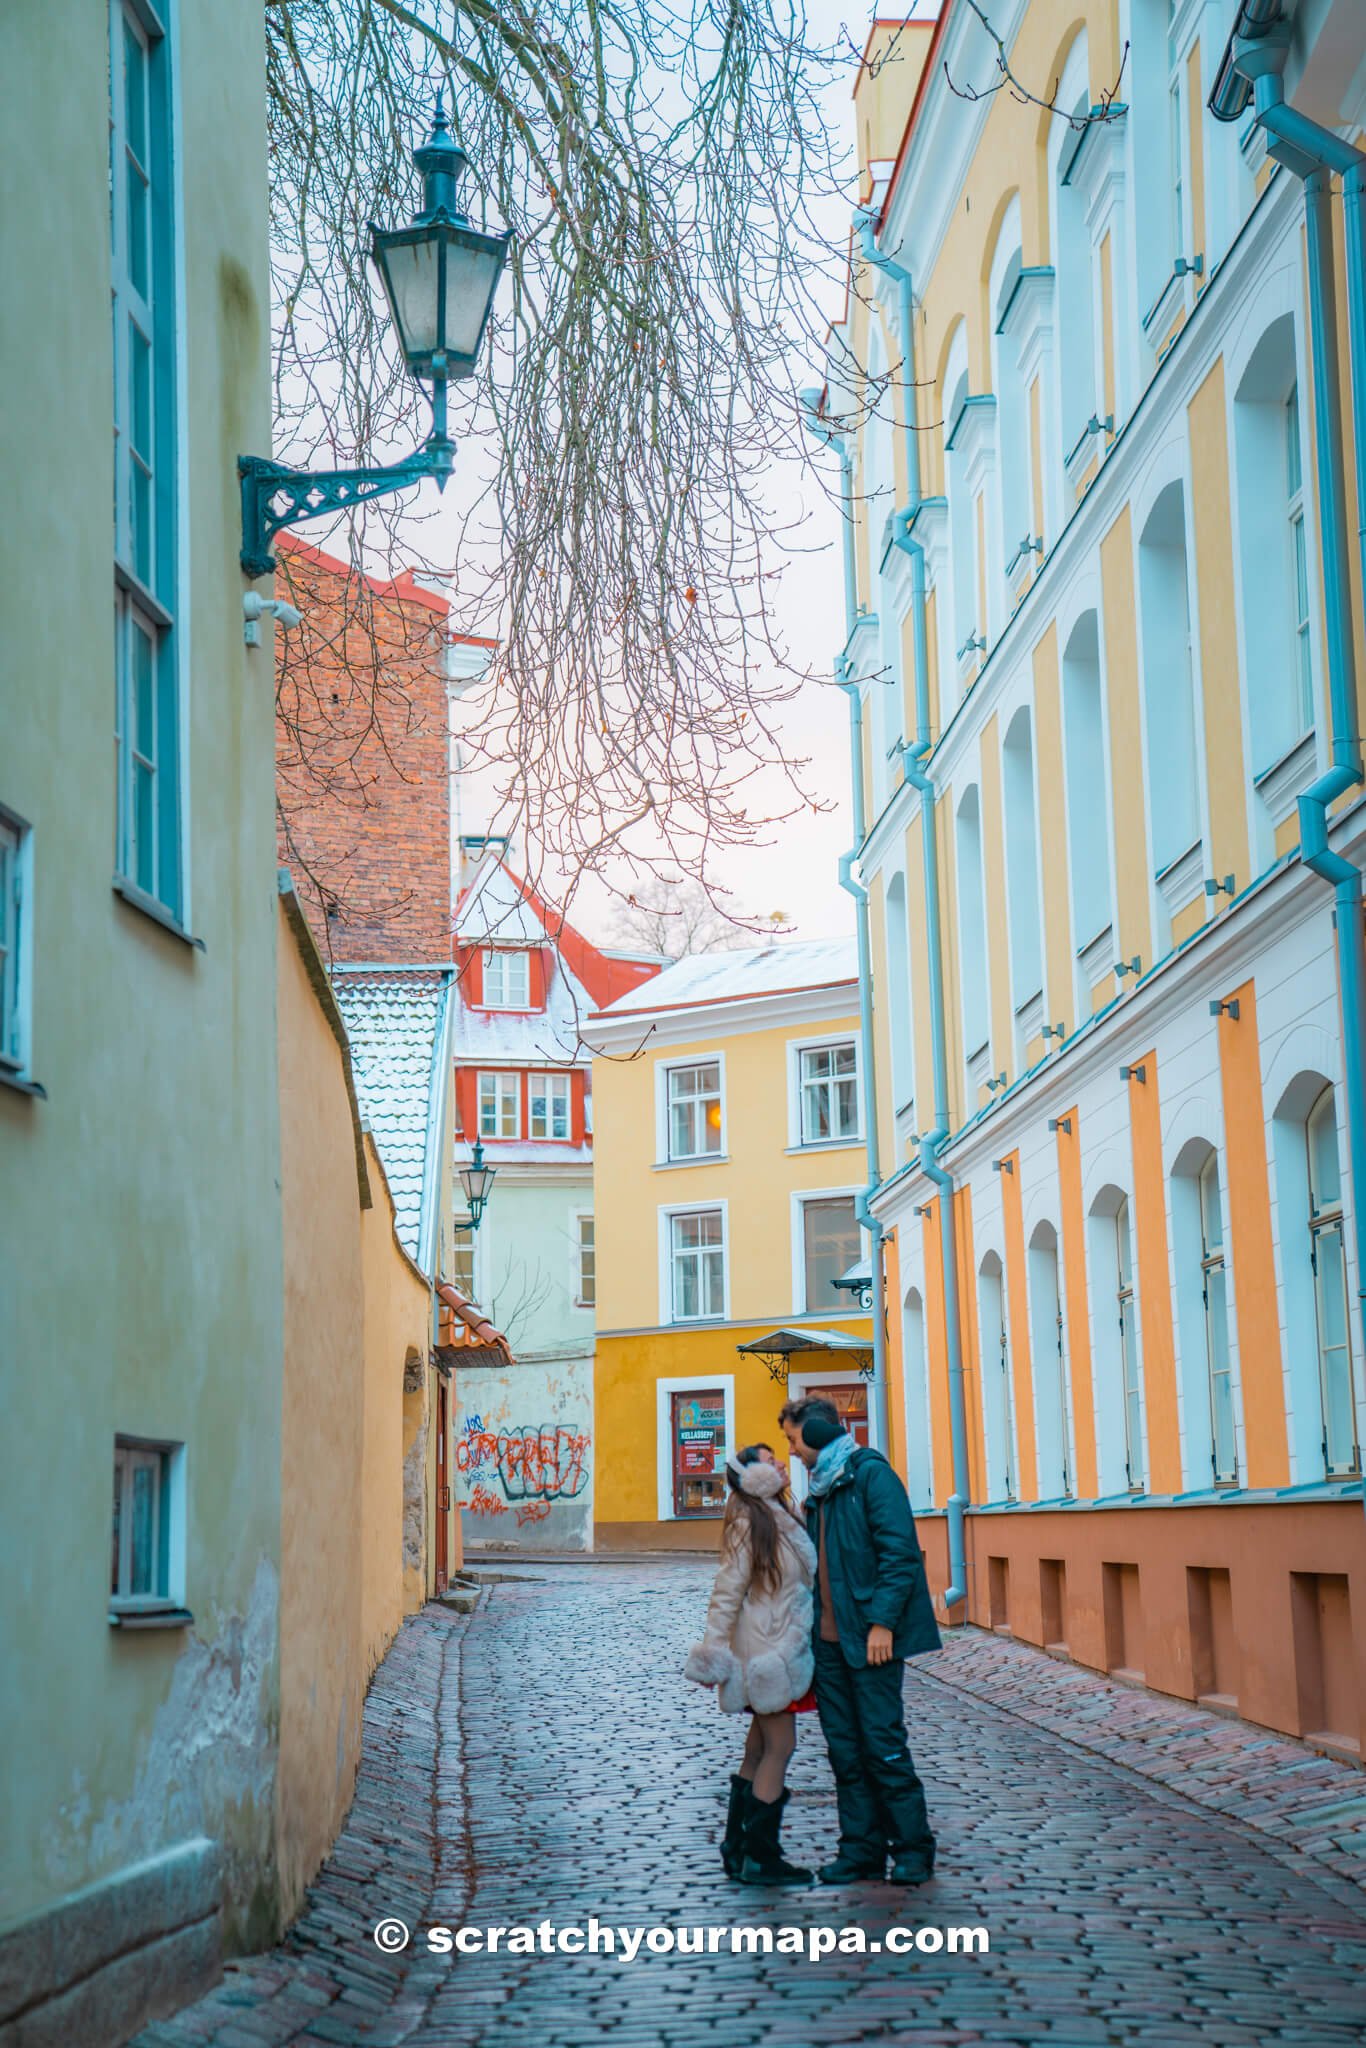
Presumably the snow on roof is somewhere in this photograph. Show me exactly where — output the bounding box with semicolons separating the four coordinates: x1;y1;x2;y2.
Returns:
595;936;858;1017
455;858;547;945
450;948;598;1067
331;966;452;1259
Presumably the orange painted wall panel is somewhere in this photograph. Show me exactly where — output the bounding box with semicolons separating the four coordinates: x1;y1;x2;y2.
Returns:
1127;1055;1183;1494
1056;1111;1099;1498
1216;980;1291;1486
1000;1150;1040;1501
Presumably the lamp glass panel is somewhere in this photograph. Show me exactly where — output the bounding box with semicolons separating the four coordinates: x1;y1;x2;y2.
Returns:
379;239;442;361
379;232;504;368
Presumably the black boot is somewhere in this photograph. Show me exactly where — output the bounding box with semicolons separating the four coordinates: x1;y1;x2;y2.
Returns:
818;1849;886;1884
739;1789;812;1887
721;1774;751;1878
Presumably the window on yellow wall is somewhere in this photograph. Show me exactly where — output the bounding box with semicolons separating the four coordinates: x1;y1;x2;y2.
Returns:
799;1041;860;1144
800;1196;861;1312
666;1060;723;1159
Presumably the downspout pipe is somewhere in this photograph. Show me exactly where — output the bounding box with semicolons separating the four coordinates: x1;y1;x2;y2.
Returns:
854;212;970;1608
1227;31;1366;1474
800;390;890;1451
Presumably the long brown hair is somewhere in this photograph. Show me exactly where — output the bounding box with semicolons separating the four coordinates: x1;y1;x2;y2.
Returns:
722;1444;794;1596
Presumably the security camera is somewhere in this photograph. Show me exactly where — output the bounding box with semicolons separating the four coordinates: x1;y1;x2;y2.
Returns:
243;591;303;645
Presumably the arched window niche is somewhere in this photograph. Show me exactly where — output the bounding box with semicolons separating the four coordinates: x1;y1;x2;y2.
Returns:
1087;1182;1145;1494
1273;1073;1362;1481
955;784;991;1103
1060;608;1115;1021
1028;1219;1072;1499
1233;312;1320;861
978;1250;1017;1502
1137;477;1204;943
1002;704;1045;1061
901;1284;934;1510
1170;1137;1241;1489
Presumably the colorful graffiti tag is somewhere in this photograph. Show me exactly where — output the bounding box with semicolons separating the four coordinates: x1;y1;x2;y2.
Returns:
456;1416;591;1505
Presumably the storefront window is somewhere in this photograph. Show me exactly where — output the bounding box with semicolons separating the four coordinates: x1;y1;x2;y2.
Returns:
670;1389;727;1515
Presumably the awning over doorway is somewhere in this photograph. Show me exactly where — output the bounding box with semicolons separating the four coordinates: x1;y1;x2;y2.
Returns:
735;1325;874;1383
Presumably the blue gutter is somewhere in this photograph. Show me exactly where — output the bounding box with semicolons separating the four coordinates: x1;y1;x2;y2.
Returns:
799;389;890;1453
1224;20;1366;1491
855;209;970;1608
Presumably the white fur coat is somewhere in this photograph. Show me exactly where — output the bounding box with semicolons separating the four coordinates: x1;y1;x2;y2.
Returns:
683;1463;816;1714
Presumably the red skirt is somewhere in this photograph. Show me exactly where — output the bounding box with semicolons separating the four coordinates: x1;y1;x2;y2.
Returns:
752;1686;818;1716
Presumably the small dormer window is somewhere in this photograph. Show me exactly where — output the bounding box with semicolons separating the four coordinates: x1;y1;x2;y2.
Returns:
483;947;530;1008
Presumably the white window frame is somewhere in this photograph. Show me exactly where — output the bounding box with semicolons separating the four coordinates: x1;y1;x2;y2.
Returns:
787;1033;862;1149
655;1051;727;1165
655;1373;736;1522
572;1210;595;1308
482;947;531;1010
477;1069;521;1140
1116;1197;1145;1491
451;1217;479;1301
0;809;34;1084
529;1069;572;1140
658;1200;730;1324
110;1434;187;1618
1285;383;1314;738
790;1185;864;1318
1307;1087;1362;1477
111;0;186;928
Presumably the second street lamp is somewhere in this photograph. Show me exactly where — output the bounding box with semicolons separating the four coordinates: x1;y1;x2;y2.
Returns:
240;97;510;577
459;1139;497;1232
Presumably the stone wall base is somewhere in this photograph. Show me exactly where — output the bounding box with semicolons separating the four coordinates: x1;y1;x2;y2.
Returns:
0;1838;222;2048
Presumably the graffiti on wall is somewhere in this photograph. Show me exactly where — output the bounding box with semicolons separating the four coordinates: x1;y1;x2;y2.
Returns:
456;1415;592;1506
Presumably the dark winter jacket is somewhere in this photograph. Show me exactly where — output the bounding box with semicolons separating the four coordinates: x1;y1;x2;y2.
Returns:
804;1446;941;1667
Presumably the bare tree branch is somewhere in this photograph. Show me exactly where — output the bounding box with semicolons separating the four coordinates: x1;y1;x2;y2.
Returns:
265;0;854;927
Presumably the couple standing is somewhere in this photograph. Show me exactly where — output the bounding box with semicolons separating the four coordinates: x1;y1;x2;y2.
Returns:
684;1393;941;1889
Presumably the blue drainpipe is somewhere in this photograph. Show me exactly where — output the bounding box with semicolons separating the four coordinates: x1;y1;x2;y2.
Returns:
1223;23;1366;1450
855;211;970;1608
799;391;890;1452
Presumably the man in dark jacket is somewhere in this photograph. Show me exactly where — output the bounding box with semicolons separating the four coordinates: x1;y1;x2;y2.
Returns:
780;1396;941;1885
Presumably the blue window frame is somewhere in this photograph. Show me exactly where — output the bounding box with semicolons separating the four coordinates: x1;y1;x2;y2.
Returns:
110;0;182;920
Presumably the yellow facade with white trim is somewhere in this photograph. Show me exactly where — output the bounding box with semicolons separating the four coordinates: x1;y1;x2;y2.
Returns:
823;0;1366;1757
589;962;872;1549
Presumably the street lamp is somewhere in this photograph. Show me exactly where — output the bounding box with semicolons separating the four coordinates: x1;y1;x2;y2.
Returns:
240;97;510;577
459;1139;497;1232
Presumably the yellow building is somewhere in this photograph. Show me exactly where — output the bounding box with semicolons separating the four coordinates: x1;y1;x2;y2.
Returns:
587;941;874;1549
810;0;1366;1757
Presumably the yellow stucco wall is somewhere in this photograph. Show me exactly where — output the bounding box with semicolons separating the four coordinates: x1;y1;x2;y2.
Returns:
594;1010;868;1332
275;906;431;1926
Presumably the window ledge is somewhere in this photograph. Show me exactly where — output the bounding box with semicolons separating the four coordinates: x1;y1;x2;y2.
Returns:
113;877;204;951
0;1068;46;1100
109;1604;194;1630
653;1155;729;1170
784;1138;862;1156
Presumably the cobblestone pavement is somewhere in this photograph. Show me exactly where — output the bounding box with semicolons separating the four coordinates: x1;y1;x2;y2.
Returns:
135;1560;1366;2048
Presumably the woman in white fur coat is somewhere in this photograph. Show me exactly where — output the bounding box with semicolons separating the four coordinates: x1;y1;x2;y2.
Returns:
684;1444;816;1887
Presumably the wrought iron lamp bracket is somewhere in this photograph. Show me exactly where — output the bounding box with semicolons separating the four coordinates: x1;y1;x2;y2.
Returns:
239;437;453;578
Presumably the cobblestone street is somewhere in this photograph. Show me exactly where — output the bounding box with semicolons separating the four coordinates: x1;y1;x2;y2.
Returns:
135;1562;1366;2048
